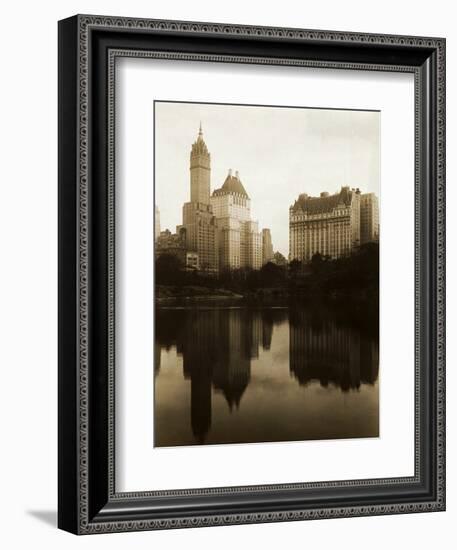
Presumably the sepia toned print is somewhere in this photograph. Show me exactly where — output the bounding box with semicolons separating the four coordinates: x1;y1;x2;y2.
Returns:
154;101;379;447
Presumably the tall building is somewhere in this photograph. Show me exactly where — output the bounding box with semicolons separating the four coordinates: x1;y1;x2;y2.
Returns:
210;170;264;270
154;205;161;241
289;186;362;262
181;125;219;273
262;228;274;265
244;220;263;270
155;228;200;270
156;228;186;262
272;251;287;267
360;192;379;244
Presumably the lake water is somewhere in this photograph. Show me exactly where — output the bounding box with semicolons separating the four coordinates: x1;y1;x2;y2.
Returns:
154;305;379;447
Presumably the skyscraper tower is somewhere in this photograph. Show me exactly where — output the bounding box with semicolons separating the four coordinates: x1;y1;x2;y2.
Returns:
360;193;379;244
190;123;211;204
210;169;264;270
181;125;219;273
262;228;274;265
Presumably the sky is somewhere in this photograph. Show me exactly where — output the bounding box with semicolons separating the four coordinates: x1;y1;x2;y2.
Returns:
155;101;380;257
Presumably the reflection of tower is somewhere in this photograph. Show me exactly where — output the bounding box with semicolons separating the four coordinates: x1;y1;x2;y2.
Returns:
213;310;251;410
261;315;273;350
181;310;219;443
154;343;161;376
289;309;378;390
155;307;289;444
181;125;218;273
190;365;212;444
248;313;262;359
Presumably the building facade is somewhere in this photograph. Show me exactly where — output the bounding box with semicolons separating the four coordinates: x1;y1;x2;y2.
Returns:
289;187;362;262
156;228;187;264
360;192;380;244
262;228;274;265
157;125;271;274
210;169;264;271
154;205;161;241
181;125;219;273
156;228;200;271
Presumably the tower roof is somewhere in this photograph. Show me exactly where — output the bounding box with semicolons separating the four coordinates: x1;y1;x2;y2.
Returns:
291;186;355;214
191;124;209;156
212;169;249;198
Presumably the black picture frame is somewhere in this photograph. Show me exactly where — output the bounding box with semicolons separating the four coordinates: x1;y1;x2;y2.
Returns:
58;14;446;534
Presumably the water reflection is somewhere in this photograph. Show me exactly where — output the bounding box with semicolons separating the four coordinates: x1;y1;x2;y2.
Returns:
154;306;378;446
289;308;379;391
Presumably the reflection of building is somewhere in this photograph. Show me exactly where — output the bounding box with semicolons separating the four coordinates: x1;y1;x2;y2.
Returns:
154;344;161;376
262;317;274;350
213;310;252;410
155;306;377;445
181;311;218;443
289;187;362;262
262;228;274;265
289;309;378;391
181;125;219;273
210;170;264;270
155;205;161;241
360;193;379;244
156;308;280;443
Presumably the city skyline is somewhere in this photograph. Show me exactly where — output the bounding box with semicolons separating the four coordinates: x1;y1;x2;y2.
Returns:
155;101;380;257
154;101;380;448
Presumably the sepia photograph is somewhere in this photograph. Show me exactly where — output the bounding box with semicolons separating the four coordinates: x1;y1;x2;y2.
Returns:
154;100;380;447
56;11;445;536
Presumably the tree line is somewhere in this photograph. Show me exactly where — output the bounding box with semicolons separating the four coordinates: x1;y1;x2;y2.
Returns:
155;242;379;300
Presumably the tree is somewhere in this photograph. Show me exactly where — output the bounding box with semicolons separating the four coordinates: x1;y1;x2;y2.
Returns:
311;252;324;275
288;258;302;277
259;261;285;287
155;254;184;285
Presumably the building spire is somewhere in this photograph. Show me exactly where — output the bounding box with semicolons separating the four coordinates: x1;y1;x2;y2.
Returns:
198;121;203;137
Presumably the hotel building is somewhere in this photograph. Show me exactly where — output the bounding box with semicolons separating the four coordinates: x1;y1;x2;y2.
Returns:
289;186;362;262
159;125;271;274
210;169;263;271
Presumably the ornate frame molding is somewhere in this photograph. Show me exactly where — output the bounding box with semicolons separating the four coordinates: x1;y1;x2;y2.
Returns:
58;14;445;534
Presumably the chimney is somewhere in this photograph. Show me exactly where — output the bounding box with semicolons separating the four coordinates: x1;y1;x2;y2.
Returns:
235;170;239;179
228;168;232;177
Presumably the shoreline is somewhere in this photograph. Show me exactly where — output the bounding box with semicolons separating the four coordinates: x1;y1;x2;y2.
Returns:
155;286;378;313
